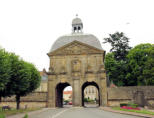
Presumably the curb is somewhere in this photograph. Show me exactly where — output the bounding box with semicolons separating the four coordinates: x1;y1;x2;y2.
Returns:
100;107;154;118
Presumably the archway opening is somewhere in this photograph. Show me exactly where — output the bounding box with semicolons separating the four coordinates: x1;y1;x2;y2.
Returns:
82;81;100;107
63;86;72;107
55;82;72;107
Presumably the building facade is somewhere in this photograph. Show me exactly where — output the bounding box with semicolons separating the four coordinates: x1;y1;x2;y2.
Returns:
63;91;72;101
84;86;98;100
47;17;107;107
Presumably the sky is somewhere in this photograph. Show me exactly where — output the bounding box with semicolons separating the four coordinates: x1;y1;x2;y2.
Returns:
0;0;154;72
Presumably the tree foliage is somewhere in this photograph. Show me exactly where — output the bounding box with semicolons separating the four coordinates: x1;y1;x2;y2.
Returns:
105;53;127;86
25;62;41;93
6;53;41;109
104;32;131;86
104;32;131;61
0;49;11;102
105;41;154;86
0;49;11;91
0;49;41;109
104;32;154;86
126;43;154;86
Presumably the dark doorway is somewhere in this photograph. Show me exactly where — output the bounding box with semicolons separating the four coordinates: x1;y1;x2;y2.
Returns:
55;82;72;107
82;81;100;107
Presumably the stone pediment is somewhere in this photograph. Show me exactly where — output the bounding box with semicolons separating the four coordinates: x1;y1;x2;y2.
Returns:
48;41;104;56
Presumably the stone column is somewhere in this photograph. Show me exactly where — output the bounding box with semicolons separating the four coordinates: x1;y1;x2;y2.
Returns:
47;74;56;108
72;73;81;106
99;72;107;106
101;79;107;106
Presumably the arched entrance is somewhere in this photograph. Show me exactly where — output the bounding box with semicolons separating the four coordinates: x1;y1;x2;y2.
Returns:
63;86;72;107
82;81;100;107
47;17;108;108
55;82;72;107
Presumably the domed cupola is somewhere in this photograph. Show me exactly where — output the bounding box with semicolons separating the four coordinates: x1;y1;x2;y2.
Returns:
49;16;104;53
72;15;83;33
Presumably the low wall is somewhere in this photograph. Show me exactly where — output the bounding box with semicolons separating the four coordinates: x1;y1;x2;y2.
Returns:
0;92;47;108
1;86;154;108
0;102;46;109
107;86;154;108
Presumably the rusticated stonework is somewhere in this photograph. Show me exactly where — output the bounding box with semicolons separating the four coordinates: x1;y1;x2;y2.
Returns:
47;40;107;107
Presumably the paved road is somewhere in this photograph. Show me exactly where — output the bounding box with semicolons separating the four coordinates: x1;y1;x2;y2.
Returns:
27;107;142;118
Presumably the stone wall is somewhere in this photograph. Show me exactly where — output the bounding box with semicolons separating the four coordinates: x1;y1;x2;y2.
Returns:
1;86;154;108
107;86;154;108
0;102;46;109
0;92;47;108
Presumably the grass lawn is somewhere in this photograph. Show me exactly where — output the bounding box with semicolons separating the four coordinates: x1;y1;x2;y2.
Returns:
112;107;154;116
0;107;41;117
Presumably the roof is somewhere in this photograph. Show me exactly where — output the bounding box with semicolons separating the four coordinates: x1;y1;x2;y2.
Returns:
63;91;72;94
72;17;82;25
49;33;103;52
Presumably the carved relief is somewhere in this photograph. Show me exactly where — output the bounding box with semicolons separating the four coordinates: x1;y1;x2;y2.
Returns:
60;66;66;74
49;42;104;56
72;60;81;72
86;65;93;73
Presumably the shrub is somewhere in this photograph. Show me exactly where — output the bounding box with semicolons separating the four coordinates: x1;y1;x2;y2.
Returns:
84;98;88;102
120;103;128;107
128;102;138;108
64;100;69;104
120;102;138;108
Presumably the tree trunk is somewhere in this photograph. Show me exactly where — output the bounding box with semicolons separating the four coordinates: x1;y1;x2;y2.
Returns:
0;96;1;103
16;95;20;110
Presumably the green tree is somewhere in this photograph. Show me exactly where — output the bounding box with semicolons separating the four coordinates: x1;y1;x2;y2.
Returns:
126;43;154;85
24;62;41;94
105;53;127;86
104;32;131;86
104;32;131;61
6;53;41;109
0;49;11;101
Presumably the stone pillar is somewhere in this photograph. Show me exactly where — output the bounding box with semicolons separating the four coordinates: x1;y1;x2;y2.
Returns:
101;79;107;106
47;75;56;108
99;72;107;106
134;91;145;107
72;73;81;106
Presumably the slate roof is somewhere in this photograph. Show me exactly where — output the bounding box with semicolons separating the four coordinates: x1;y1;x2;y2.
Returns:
49;33;103;52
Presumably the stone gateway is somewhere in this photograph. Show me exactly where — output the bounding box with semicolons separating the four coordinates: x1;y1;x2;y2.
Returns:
47;17;107;107
1;17;154;109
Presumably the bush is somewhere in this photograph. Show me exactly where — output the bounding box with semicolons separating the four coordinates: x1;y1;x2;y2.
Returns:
64;100;69;104
120;102;138;108
23;114;28;118
127;102;138;108
84;98;88;102
120;103;128;107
